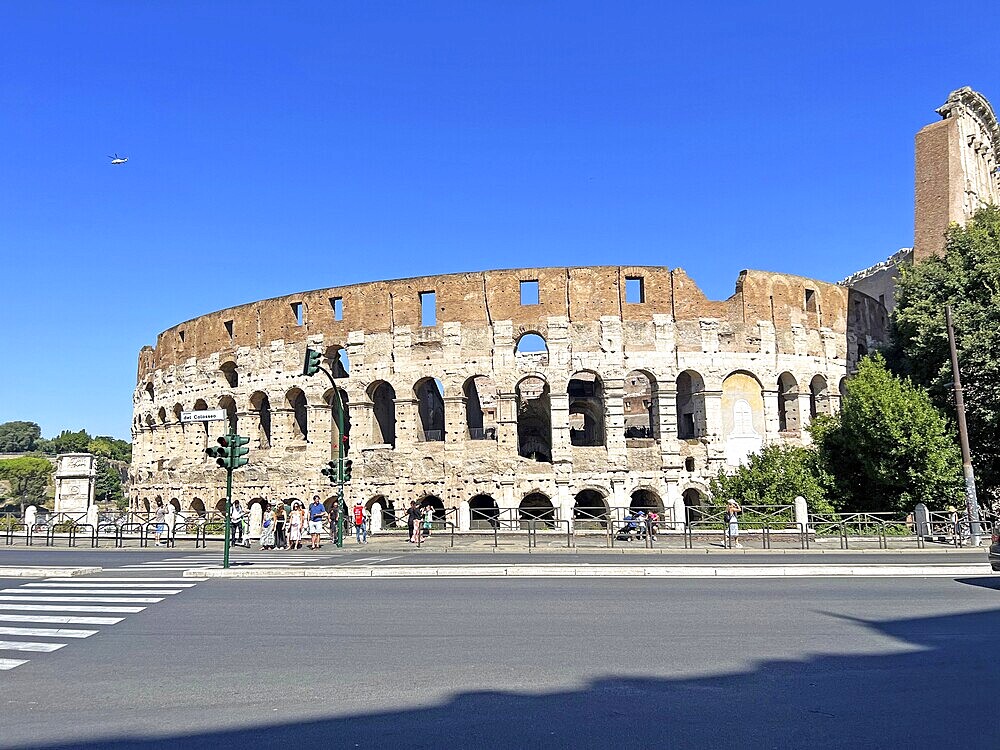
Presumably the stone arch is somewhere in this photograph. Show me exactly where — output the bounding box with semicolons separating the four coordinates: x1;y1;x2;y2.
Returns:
463;376;497;440
248;498;266;536
839;376;849;398
220;361;238;389
286;387;308;441
368;381;397;448
218;395;238;433
249;391;272;448
676;370;706;439
777;372;800;433
574;489;609;529
417;494;446;522
630;488;664;515
366;495;394;528
809;375;829;418
469;494;499;529
190;498;206;517
568;371;605;447
144;382;154;403
192;399;210;446
172;403;184;423
682;487;706;522
519;491;555;529
624;370;658;439
722;371;765;467
515;332;549;366
157;407;167;425
516;375;551;462
168;498;181;513
415;377;445;442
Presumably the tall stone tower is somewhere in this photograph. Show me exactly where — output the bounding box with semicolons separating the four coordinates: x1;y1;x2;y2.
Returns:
914;87;1000;261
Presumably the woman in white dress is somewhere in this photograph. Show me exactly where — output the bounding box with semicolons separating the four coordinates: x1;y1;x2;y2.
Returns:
287;501;304;550
259;504;277;550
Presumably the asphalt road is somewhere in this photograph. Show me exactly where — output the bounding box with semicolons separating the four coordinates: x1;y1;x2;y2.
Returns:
2;574;999;748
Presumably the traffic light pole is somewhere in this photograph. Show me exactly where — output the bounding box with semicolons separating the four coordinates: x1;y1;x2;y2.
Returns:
222;456;234;569
303;348;349;548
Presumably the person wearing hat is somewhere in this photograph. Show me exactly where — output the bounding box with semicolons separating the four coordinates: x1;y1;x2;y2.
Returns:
947;505;960;545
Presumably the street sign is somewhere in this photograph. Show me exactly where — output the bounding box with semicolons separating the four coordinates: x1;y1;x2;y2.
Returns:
180;409;227;423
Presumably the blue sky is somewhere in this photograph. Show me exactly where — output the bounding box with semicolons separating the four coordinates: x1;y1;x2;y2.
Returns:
2;2;999;441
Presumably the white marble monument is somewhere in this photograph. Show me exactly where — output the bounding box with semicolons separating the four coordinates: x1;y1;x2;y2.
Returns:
54;453;96;515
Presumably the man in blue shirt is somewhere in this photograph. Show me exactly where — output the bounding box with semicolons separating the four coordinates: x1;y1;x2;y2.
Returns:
308;495;326;550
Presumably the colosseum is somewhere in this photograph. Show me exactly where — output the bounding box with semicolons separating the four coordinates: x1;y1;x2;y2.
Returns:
130;265;888;533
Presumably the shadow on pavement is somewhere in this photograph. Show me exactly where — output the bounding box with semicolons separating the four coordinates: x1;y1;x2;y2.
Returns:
18;605;1000;750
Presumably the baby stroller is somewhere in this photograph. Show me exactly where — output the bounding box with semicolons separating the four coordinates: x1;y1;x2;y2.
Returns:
616;511;646;541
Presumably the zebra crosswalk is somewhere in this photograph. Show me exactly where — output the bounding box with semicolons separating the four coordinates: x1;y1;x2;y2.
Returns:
117;552;324;572
0;577;205;672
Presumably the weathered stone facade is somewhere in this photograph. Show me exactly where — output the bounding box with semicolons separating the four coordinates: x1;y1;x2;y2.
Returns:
130;266;887;526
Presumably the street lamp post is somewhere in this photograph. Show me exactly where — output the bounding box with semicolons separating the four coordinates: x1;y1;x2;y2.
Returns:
945;304;982;546
303;348;347;548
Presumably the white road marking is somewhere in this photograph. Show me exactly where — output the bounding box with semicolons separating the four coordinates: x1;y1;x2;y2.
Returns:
6;589;183;596
0;604;146;614
44;578;205;583
30;582;197;588
0;658;29;670
0;640;66;652
0;596;164;604
0;626;97;639
0;614;123;625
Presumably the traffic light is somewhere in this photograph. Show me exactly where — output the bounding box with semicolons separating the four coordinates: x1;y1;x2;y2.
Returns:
341;459;353;483
215;434;250;469
320;460;337;483
303;347;322;377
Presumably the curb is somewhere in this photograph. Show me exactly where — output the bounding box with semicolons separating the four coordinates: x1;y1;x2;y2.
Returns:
186;564;994;579
0;567;103;578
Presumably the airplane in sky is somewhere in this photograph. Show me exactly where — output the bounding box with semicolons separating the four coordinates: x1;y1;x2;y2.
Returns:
108;153;128;165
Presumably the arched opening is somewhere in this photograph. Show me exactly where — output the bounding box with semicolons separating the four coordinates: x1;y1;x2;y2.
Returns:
464;376;497;440
193;399;210;445
809;375;829;419
141;498;150;514
214;498;226;514
682;488;705;522
168;498;181;513
324;345;350;378
220;361;238;388
190;498;206;517
624;370;657;439
218;395;238;433
722;371;765;467
517;376;551;462
839;377;849;398
366;495;395;528
172;403;183;423
574;489;609;529
415;378;445;442
469;494;500;529
369;381;397;448
777;373;800;432
519;492;555;529
568;372;605;447
676;371;706;439
418;495;446;522
515;332;549;366
157;407;167;425
286;388;308;441
630;489;664;515
144;382;154;402
250;392;272;449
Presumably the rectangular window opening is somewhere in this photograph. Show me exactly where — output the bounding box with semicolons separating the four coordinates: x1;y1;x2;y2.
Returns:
330;297;343;321
625;276;645;304
878;294;885;307
178;330;186;344
420;291;436;327
224;320;234;341
291;301;303;326
804;288;817;313
520;280;539;305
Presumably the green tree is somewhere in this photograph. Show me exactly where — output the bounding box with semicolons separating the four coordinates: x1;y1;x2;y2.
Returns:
809;354;963;513
93;457;127;509
889;205;1000;506
0;421;41;453
46;429;92;454
87;437;132;463
0;456;54;513
709;444;833;513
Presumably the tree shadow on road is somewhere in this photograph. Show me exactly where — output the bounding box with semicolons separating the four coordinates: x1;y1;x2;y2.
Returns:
18;605;1000;750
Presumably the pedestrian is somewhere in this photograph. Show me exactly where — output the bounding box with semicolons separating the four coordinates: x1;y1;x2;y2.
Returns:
164;502;176;547
230;499;245;547
308;495;326;550
422;504;434;538
648;510;659;542
947;505;960;545
274;502;287;550
153;499;166;546
408;501;422;544
287;501;304;550
725;500;742;548
353;501;368;544
260;503;276;550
